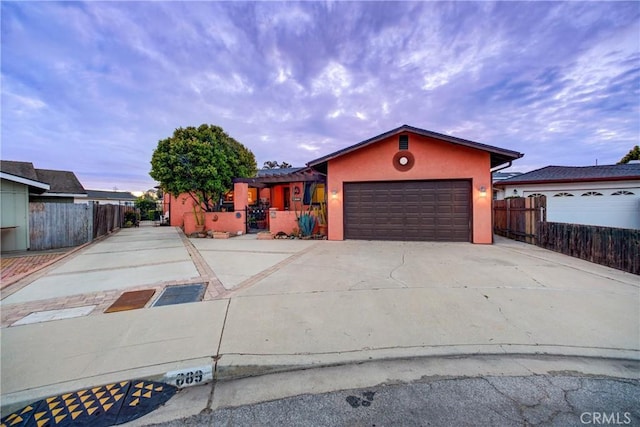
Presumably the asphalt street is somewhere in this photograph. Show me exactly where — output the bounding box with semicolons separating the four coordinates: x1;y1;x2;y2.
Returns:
145;375;640;427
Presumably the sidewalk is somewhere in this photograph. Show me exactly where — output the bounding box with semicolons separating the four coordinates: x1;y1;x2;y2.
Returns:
1;228;638;416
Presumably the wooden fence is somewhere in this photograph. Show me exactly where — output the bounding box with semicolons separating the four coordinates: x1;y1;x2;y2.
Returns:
537;222;640;275
29;203;139;250
93;204;131;238
29;203;93;250
493;196;546;244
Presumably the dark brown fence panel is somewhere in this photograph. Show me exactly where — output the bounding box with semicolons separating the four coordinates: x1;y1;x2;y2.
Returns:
29;203;93;250
493;196;546;244
537;222;640;275
93;204;125;238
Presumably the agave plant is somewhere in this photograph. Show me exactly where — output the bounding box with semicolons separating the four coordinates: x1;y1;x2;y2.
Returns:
298;213;316;237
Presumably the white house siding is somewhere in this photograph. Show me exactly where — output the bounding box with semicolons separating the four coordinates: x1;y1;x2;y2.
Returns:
498;181;640;230
1;179;29;251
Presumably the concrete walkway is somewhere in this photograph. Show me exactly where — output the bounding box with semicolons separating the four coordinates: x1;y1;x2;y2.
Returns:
1;227;638;416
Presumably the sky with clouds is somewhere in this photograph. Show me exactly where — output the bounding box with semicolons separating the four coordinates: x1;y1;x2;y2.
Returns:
2;1;639;192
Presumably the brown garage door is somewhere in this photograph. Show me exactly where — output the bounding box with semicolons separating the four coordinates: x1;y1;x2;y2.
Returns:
343;180;471;241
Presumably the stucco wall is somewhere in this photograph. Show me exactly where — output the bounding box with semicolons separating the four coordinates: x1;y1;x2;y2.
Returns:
183;211;246;234
326;133;493;243
268;209;298;235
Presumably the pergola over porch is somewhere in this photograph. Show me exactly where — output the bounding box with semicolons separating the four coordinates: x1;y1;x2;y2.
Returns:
232;167;327;212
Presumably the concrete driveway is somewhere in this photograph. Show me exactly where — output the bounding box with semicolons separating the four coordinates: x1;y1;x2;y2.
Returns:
208;236;639;377
1;227;638;414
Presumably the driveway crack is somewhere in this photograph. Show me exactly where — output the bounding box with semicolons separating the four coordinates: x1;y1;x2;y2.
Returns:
389;251;408;288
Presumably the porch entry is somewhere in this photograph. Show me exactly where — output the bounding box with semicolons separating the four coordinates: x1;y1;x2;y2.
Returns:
245;205;268;233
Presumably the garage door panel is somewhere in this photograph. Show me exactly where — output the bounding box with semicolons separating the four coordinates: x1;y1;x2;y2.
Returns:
344;180;471;241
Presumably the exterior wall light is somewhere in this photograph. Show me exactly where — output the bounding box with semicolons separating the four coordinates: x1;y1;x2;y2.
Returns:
479;186;487;197
331;189;338;199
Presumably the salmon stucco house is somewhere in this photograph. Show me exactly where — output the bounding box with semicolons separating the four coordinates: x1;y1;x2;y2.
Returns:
307;125;522;243
167;125;523;244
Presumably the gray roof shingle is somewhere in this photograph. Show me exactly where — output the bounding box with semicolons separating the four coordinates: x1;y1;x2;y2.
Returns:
0;160;40;181
497;164;640;185
86;190;137;201
34;169;86;195
257;167;305;177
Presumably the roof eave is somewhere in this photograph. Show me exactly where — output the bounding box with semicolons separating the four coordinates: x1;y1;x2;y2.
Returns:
307;124;523;168
36;192;88;198
1;171;50;192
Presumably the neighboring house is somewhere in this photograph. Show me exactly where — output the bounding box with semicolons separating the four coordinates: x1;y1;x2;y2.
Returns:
494;163;640;229
0;163;50;251
166;124;523;243
0;161;87;203
79;190;138;206
1;160;88;251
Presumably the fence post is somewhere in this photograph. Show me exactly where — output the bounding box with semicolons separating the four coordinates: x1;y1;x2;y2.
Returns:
506;199;510;239
88;202;94;243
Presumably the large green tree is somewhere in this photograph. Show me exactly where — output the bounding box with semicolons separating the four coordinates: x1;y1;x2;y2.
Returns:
150;124;257;211
618;145;640;164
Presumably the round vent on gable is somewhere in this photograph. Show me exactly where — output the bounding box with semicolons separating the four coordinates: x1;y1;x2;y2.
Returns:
392;151;415;172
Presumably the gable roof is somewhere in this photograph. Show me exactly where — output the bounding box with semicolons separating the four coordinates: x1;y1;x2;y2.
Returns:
0;160;50;193
34;169;86;196
495;164;640;186
0;160;40;181
307;124;523;170
86;190;137;201
0;160;86;196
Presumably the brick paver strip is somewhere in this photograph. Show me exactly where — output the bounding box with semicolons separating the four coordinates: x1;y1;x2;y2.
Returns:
178;231;228;299
1;254;64;289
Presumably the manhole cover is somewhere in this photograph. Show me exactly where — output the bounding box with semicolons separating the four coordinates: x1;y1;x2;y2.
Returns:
105;290;156;313
152;284;206;307
0;380;176;427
